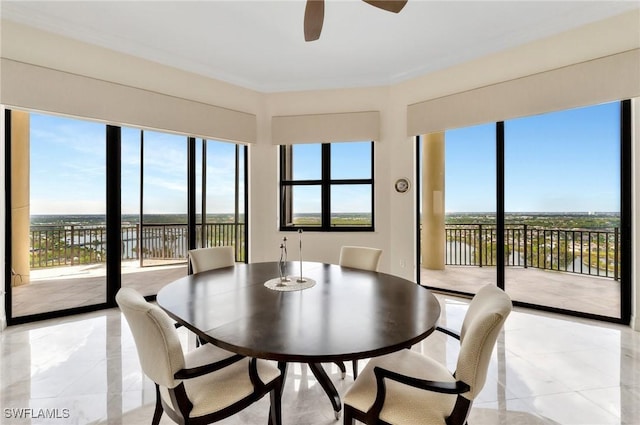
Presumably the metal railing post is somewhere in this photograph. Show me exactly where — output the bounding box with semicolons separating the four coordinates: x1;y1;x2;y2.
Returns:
523;224;528;268
162;225;166;259
614;227;619;281
70;225;75;266
138;223;143;268
478;224;483;267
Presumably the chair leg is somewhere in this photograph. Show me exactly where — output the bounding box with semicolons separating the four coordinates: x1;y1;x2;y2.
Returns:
268;383;283;425
343;405;355;425
152;385;163;425
352;359;359;379
334;361;347;379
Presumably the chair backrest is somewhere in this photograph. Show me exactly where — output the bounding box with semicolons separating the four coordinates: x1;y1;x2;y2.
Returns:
116;288;185;389
456;284;512;400
189;246;235;273
339;246;382;271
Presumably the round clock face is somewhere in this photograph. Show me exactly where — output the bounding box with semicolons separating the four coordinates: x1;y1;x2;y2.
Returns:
395;178;410;193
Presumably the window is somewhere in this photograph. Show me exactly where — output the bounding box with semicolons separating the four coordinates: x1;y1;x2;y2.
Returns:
280;141;374;231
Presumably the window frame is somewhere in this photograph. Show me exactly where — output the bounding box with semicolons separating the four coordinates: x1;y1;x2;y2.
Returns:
279;141;375;232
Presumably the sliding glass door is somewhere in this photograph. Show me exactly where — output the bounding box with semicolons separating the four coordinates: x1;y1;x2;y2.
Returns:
419;125;496;296
504;102;623;318
9;111;107;318
201;140;247;260
418;100;631;322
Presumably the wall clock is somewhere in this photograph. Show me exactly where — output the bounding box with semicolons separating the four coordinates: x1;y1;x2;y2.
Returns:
394;178;411;193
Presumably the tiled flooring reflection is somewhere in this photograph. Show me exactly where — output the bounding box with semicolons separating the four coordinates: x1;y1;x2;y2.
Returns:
1;294;639;424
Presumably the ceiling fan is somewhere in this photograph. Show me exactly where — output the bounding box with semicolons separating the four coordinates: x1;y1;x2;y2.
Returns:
304;0;408;41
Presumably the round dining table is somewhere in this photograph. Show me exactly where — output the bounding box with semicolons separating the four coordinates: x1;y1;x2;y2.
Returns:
156;261;441;418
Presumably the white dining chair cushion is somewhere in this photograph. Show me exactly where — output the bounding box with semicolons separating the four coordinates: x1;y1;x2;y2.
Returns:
343;349;457;425
159;356;281;418
339;246;382;271
116;287;185;389
182;343;238;369
456;284;512;398
189;246;235;273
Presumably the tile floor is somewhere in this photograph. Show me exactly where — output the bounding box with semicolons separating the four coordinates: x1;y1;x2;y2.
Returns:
1;293;639;425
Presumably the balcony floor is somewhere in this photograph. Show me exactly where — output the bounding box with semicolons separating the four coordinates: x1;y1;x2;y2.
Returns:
11;261;188;317
11;261;621;320
421;265;621;318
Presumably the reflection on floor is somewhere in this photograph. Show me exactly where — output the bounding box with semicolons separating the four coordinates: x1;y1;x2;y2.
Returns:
2;293;639;424
421;266;621;318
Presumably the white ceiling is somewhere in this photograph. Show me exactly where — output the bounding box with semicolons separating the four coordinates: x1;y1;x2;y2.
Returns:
2;1;639;93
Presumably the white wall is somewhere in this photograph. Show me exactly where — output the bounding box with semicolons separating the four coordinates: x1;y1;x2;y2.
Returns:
0;10;639;329
251;86;416;279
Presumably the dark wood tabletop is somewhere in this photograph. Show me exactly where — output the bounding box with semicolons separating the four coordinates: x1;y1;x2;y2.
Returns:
157;261;441;363
156;261;441;418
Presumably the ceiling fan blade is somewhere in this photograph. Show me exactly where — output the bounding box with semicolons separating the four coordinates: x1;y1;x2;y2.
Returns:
362;0;408;13
304;0;324;42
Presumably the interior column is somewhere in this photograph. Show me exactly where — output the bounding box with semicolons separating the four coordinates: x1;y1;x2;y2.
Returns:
421;132;445;270
10;111;30;286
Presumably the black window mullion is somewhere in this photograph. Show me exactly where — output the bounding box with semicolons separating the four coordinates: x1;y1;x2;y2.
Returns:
620;99;632;323
322;143;331;230
496;121;505;290
242;144;249;263
201;140;207;249
187;137;197;258
4;109;13;322
283;180;323;186
106;125;122;307
370;140;375;231
330;179;372;185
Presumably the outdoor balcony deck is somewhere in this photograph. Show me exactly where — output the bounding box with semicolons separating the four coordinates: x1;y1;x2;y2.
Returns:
421;265;620;318
11;261;188;317
11;261;620;319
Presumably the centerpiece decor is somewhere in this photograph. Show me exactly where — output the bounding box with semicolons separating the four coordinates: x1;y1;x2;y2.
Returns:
277;237;291;286
264;230;316;292
296;229;306;283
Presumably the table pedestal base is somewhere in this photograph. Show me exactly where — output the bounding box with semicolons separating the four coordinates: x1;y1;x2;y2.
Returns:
268;362;342;423
309;362;342;418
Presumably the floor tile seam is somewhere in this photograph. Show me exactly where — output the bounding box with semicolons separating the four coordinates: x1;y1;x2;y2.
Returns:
498;387;576;399
573;389;625;420
497;357;575;388
516;391;623;421
527;348;629;370
503;348;622;379
578;382;640;394
39;357;108;398
470;399;554;423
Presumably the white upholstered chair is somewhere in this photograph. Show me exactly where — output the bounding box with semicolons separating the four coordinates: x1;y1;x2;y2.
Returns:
188;246;235;273
116;288;283;425
342;284;512;425
339;246;383;379
339;246;382;272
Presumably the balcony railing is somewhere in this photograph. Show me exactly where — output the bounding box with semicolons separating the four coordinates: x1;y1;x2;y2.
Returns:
30;223;245;268
445;223;619;280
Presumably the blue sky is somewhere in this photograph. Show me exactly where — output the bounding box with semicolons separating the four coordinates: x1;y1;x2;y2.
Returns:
30;114;240;215
290;141;372;213
444;101;620;213
28;101;620;215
